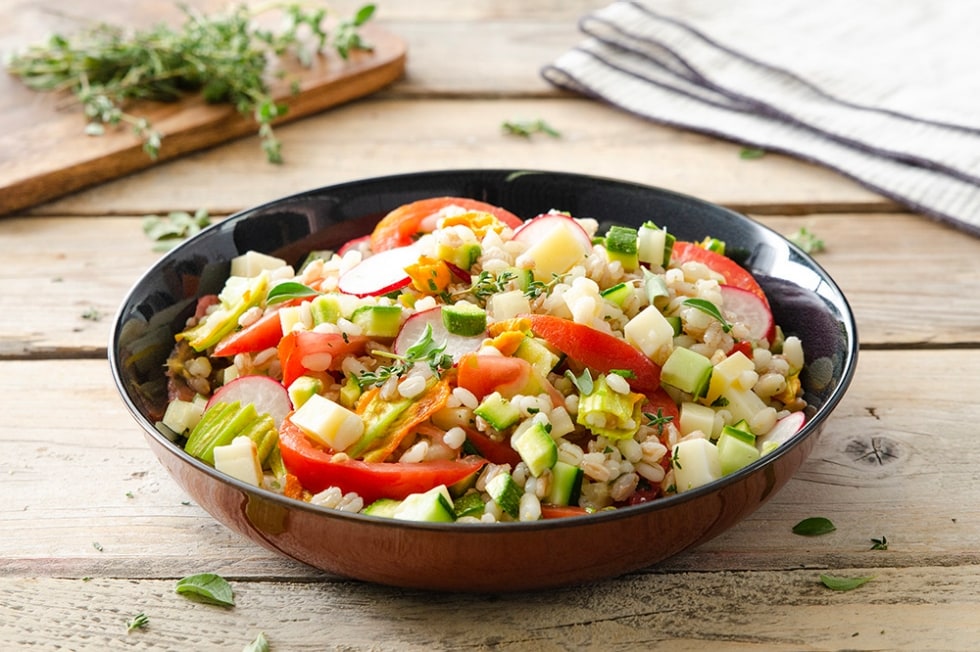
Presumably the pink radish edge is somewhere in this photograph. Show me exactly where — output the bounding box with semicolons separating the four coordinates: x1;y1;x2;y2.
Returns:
393;307;485;361
720;284;775;343
207;375;292;427
512;212;593;249
337;243;421;297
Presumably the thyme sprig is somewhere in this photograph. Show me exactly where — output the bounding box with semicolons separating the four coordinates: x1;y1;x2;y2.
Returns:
357;324;453;388
5;2;376;163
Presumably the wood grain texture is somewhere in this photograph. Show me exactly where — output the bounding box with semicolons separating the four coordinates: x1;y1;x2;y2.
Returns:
0;5;406;215
0;211;965;358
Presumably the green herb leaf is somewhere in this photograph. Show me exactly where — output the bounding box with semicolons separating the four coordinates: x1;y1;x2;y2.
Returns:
643;408;675;435
143;209;211;251
819;573;873;591
243;632;270;652
788;227;826;254
502;118;561;139
565;368;594;395
870;535;888;550
126;612;149;633
6;3;374;163
739;147;766;160
175;573;235;606
682;297;732;333
792;516;837;536
267;281;319;305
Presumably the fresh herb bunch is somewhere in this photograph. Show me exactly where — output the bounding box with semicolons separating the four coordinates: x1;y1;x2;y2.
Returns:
357;324;453;389
5;2;376;163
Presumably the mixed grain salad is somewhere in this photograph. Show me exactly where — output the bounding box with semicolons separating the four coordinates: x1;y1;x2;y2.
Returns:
162;197;808;522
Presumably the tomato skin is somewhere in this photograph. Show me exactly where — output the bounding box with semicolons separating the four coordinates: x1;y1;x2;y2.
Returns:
456;353;533;400
278;330;369;387
278;419;486;503
370;197;523;252
671;241;769;307
641;387;680;425
540;505;589;519
463;427;522;467
524;314;661;393
213;311;284;357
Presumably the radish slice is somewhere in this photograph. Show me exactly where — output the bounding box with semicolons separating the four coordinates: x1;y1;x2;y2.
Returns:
512;212;593;249
720;285;775;343
394;307;485;361
207;375;292;427
338;243;421;297
755;411;806;453
337;234;371;257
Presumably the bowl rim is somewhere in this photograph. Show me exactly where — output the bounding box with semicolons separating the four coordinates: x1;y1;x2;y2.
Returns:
109;167;860;532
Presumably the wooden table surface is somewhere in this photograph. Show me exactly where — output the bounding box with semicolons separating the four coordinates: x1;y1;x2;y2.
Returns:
2;2;978;650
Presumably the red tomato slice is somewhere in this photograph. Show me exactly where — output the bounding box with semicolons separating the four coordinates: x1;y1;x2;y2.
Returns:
540;505;589;519
370;197;523;252
278;330;369;387
463;427;522;467
641;387;680;424
278;419;486;503
213;311;284;357
456;353;533;400
671;241;769;307
524;314;661;393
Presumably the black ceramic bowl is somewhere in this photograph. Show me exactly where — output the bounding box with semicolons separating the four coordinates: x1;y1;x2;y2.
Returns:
110;169;858;592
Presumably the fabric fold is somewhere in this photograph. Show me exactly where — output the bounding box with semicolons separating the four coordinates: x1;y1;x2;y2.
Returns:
543;0;980;236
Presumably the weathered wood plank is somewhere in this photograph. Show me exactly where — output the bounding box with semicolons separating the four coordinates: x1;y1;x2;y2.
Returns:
2;567;978;650
2;349;977;579
0;211;970;358
25;98;887;218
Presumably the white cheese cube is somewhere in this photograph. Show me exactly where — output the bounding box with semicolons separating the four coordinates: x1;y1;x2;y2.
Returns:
624;305;675;358
679;401;717;438
521;222;589;281
213;436;263;486
672;438;721;492
490;290;532;321
230;251;288;277
289;394;365;452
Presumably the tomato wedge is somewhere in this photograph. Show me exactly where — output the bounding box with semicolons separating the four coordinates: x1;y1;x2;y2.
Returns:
278;419;486;503
524;314;661;393
463;427;522;467
212;311;284;357
456;353;533;400
671;241;769;307
278;330;369;387
370;197;523;252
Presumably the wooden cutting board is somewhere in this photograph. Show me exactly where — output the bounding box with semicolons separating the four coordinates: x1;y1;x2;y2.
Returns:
0;2;406;215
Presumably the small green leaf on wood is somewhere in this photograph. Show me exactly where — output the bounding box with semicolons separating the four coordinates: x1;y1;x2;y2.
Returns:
175;573;235;606
819;573;873;591
792;516;836;536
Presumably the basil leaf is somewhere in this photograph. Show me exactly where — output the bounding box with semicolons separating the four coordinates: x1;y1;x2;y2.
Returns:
682;298;732;333
243;632;270;652
565;368;594;395
792;517;836;536
819;574;873;591
266;281;318;305
175;573;235;606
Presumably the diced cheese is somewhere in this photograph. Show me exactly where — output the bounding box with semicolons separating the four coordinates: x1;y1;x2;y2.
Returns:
521;222;589;281
213;436;263;486
289;394;364;451
490;290;532;321
161;398;205;435
672;438;721;492
679;401;717;438
624;305;675;358
705;351;754;405
637;224;667;267
230;250;289;277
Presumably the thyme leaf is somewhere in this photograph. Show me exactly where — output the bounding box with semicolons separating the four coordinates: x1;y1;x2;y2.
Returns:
126;612;149;633
5;3;375;163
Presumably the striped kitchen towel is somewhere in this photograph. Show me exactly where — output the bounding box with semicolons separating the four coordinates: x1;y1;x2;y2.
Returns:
542;0;980;236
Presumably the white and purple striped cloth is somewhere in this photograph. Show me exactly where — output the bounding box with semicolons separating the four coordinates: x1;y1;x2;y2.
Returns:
543;0;980;236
